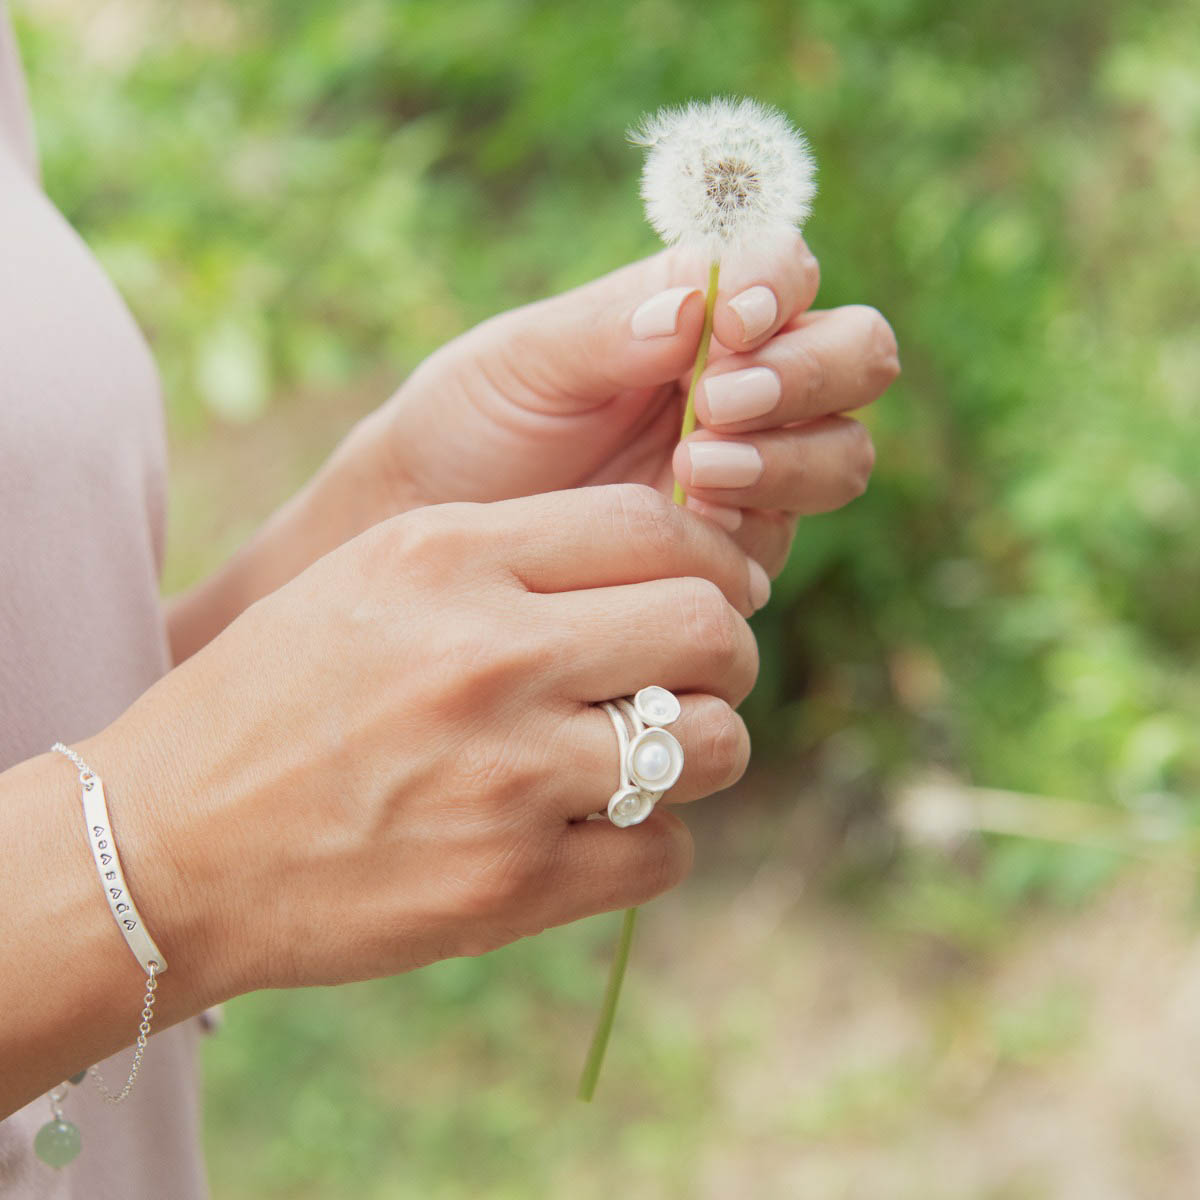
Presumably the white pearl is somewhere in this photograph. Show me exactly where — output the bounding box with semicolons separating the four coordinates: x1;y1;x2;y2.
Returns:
633;741;671;782
608;786;653;827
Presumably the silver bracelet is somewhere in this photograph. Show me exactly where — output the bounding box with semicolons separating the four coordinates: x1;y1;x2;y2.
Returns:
51;742;167;976
34;744;169;1170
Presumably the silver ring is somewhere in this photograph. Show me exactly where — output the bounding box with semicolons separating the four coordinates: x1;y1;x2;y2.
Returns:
599;686;684;828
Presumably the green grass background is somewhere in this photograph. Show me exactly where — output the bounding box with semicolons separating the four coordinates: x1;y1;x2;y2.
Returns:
12;0;1200;1194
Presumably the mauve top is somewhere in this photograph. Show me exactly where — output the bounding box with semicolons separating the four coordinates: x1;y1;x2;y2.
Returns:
0;6;208;1197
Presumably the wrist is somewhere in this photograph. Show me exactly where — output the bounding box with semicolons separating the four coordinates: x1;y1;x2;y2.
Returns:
167;414;417;664
74;699;243;1015
327;404;430;521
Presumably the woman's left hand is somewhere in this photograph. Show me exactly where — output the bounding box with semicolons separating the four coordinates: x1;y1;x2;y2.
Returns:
344;230;899;578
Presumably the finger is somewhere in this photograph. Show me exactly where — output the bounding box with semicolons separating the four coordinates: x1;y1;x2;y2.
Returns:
533;578;760;707
695;305;901;434
549;693;750;822
709;230;821;353
488;483;767;619
734;511;796;580
479;259;711;411
671;417;876;513
541;808;695;924
684;503;798;583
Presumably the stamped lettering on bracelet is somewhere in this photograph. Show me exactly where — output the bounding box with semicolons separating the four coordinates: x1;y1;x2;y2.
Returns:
79;776;166;973
86;819;141;934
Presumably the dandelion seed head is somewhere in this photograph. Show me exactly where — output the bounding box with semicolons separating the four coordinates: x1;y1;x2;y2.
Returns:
630;96;816;258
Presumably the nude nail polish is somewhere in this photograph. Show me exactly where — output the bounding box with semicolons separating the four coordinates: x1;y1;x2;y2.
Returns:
704;367;781;425
728;286;778;341
631;287;699;340
747;559;771;612
687;442;764;489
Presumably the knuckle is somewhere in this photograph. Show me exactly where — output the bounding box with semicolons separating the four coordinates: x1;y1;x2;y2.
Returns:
606;482;677;557
609;480;673;518
795;341;827;410
804;248;821;289
853;305;901;387
704;704;751;789
848;422;876;499
736;627;761;703
680;580;758;703
682;578;738;665
389;503;479;578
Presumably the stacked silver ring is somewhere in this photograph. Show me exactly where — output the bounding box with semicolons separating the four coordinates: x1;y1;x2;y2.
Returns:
599;686;685;828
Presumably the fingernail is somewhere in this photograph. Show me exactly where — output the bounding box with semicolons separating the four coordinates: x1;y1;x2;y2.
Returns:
687;442;764;489
631;286;699;340
685;497;743;532
747;558;771;612
728;286;778;341
704;367;781;425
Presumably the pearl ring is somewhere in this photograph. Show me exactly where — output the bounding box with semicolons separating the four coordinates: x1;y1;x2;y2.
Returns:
599;686;685;828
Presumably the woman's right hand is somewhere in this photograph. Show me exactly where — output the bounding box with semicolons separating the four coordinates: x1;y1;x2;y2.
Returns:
87;484;763;1005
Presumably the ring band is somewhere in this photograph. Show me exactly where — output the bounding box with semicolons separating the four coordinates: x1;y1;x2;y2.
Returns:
599;686;685;828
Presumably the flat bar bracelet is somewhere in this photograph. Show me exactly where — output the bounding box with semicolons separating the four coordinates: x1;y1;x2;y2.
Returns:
34;745;170;1170
51;742;167;976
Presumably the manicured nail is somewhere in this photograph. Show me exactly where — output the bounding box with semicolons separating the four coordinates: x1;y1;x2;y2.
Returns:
685;497;743;532
631;286;699;340
687;441;764;489
747;558;771;612
728;286;778;341
704;367;781;425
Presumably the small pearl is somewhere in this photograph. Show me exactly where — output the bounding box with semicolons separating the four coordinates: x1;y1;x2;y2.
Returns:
634;742;671;782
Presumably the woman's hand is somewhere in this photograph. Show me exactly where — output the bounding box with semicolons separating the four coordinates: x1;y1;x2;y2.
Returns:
166;234;897;662
103;485;763;997
350;231;898;577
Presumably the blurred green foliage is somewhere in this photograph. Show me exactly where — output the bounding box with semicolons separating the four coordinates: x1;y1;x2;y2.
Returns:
11;0;1200;1190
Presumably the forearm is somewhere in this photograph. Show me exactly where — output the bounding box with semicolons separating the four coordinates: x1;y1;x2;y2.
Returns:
0;721;228;1118
166;415;416;664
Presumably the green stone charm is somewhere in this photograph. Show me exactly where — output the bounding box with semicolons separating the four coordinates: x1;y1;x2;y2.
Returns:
34;1119;81;1168
68;1070;87;1086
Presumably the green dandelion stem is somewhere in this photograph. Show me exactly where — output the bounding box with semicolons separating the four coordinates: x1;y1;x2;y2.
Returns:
578;906;638;1102
579;260;722;1104
672;259;722;506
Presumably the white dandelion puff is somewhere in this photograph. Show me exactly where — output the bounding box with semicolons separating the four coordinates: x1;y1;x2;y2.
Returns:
630;96;816;259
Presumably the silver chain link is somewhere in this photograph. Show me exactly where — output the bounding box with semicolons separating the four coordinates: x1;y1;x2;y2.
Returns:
51;741;96;788
85;961;160;1104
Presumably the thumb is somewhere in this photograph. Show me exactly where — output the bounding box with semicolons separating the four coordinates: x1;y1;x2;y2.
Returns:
481;267;710;412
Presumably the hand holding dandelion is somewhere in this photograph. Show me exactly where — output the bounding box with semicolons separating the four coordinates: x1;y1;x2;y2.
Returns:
633;98;815;502
578;97;817;1101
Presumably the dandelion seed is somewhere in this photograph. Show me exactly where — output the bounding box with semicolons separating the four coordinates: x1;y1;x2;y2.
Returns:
630;96;816;258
